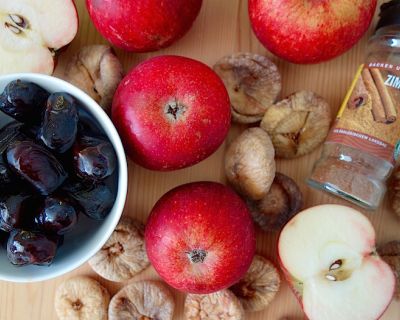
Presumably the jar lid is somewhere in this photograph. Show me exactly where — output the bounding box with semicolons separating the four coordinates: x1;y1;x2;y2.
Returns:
376;0;400;30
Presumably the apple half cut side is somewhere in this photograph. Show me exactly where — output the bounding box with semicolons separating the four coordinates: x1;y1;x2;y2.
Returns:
0;0;78;75
278;204;395;320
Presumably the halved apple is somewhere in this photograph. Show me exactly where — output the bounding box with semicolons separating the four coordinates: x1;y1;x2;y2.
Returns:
278;205;395;320
0;0;78;74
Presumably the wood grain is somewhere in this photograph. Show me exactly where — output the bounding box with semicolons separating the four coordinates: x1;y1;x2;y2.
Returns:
2;0;400;319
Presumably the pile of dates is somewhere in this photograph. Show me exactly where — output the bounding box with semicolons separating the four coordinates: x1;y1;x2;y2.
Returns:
0;80;118;266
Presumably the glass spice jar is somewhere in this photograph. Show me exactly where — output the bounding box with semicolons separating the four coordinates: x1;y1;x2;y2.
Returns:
308;0;400;210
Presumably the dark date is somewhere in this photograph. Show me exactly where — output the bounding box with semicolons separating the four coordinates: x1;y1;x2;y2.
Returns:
0;80;49;124
6;140;67;195
63;181;115;220
39;92;79;153
34;195;78;235
0;121;24;154
7;230;57;266
0;193;35;232
73;135;116;181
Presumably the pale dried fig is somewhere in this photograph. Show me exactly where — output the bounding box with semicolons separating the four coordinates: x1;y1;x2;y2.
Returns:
64;45;123;112
108;280;175;320
260;91;331;158
225;128;276;200
377;241;400;300
214;53;281;124
54;276;110;320
230;255;280;312
89;216;149;282
231;107;264;124
247;173;303;231
184;289;244;320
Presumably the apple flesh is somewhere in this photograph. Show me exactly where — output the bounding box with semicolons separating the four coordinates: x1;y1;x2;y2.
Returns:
0;0;78;74
86;0;202;52
248;0;377;64
112;55;231;171
145;181;256;294
278;205;395;320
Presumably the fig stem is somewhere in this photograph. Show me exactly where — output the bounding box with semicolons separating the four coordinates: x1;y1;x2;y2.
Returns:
186;249;207;264
72;299;83;311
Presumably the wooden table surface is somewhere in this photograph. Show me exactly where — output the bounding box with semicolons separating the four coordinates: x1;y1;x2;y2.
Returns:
1;0;400;319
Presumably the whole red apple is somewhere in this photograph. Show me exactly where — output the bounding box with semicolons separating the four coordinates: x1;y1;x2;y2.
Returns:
112;55;231;171
145;181;256;294
85;0;202;52
248;0;377;64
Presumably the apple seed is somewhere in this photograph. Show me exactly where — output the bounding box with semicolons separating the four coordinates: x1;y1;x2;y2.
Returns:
9;14;28;29
5;22;21;35
329;260;342;271
325;274;337;281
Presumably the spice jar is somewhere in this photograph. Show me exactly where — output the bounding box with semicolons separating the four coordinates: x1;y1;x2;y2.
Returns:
308;0;400;210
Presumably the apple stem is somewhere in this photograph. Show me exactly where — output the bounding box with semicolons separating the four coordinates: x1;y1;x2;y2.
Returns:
187;249;207;264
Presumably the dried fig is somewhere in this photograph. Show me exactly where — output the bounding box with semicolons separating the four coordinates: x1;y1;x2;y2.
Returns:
260;91;331;158
247;172;303;231
214;53;281;124
89;216;149;282
54;276;110;320
225;127;276;200
108;280;175;320
231;107;264;124
377;241;400;300
230;255;280;312
64;45;124;112
184;289;244;320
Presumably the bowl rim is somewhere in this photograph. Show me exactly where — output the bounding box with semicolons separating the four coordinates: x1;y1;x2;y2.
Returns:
0;73;128;283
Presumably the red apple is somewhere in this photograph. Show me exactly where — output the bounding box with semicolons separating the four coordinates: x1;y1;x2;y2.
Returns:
278;205;395;320
112;55;231;171
85;0;202;52
248;0;377;64
0;0;78;74
145;181;256;294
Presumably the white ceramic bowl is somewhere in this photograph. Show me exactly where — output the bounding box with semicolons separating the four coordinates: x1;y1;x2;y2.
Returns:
0;73;128;282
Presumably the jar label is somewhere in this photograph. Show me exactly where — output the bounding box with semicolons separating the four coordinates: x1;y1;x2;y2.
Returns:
327;63;400;164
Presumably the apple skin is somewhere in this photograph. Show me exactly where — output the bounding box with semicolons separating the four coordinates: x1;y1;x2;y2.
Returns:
145;181;256;294
248;0;377;64
85;0;202;52
112;55;231;171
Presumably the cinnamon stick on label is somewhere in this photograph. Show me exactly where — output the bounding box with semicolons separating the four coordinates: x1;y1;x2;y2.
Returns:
362;68;386;123
348;76;370;109
370;68;397;123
